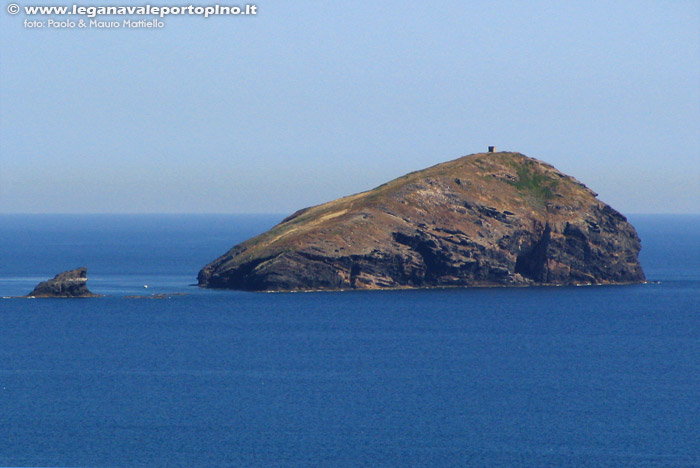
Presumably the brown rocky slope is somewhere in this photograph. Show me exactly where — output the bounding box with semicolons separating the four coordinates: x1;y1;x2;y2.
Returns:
198;152;645;291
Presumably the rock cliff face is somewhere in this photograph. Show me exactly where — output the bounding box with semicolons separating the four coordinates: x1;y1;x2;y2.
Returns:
27;267;96;297
198;152;645;291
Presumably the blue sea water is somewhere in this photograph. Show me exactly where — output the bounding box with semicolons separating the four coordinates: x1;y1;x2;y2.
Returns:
0;214;698;468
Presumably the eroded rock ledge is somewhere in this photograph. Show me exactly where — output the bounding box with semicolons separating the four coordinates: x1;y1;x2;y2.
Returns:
27;267;97;297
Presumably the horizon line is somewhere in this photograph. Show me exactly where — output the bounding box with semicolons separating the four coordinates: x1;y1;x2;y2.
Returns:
1;212;699;216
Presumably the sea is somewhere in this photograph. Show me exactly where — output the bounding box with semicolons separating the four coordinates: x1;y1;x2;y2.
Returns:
0;214;698;468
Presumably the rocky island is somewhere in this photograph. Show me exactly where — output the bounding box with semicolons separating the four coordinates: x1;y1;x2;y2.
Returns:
27;267;97;297
198;151;645;292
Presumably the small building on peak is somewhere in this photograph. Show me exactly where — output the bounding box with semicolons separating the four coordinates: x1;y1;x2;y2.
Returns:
488;146;497;153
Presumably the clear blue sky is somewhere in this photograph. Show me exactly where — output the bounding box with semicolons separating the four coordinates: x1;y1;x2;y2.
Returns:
1;0;698;214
